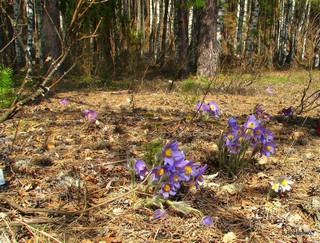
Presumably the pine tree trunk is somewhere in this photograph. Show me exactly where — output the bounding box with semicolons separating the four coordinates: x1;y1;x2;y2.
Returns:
159;0;169;67
176;0;189;76
13;0;25;68
40;0;62;75
245;0;259;64
197;0;218;77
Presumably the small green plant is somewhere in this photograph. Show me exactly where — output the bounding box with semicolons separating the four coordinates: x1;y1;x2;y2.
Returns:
0;65;14;107
0;65;13;94
180;77;198;92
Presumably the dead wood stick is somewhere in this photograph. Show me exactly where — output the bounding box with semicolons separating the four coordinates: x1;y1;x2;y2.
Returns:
0;218;61;227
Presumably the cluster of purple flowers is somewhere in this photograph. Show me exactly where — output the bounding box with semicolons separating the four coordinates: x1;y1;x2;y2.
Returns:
134;141;207;199
195;100;220;118
221;115;276;157
254;104;270;121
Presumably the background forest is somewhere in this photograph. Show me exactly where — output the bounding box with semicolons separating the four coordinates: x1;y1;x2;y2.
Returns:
1;0;320;81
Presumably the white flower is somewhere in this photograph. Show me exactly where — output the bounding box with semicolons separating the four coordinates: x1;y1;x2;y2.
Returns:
280;178;294;192
271;182;280;192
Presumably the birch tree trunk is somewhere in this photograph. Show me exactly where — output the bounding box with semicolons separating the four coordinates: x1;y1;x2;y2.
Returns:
301;0;310;59
156;0;164;62
287;0;296;64
26;0;35;73
234;0;248;55
197;0;218;77
217;0;225;56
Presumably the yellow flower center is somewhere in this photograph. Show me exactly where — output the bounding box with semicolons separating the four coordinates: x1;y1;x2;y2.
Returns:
237;129;242;136
163;184;171;192
272;183;279;190
173;174;179;181
210;105;216;110
266;145;271;151
185;166;192;175
227;134;234;140
164;148;172;157
88;113;92;118
156;168;164;176
281;179;287;186
248;122;254;128
256;130;261;135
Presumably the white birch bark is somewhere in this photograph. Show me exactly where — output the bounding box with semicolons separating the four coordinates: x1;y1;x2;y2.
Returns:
156;0;163;61
301;1;310;59
234;0;248;55
26;0;34;61
217;0;225;53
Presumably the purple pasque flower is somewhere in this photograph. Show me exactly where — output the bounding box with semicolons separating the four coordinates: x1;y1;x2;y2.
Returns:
196;102;210;113
253;126;265;140
261;113;270;121
85;109;98;120
152;209;166;220
266;86;275;94
60;98;69;105
229;140;242;154
134;160;149;180
261;129;274;143
244;115;260;130
208;100;221;118
151;165;168;180
231;125;245;138
177;160;200;181
169;172;181;189
260;142;277;157
159;183;176;198
255;104;264;116
228;117;238;127
282;107;293;116
162;140;185;166
201;216;213;226
194;164;207;189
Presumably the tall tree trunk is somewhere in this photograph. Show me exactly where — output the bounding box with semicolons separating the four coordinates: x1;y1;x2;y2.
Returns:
234;0;247;55
26;0;35;74
287;0;296;64
13;0;25;68
197;0;218;77
217;0;225;57
41;0;62;76
176;0;189;76
245;0;259;64
301;0;310;60
156;0;164;62
159;0;169;67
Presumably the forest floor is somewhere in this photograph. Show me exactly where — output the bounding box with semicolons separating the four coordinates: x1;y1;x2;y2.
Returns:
1;70;320;242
